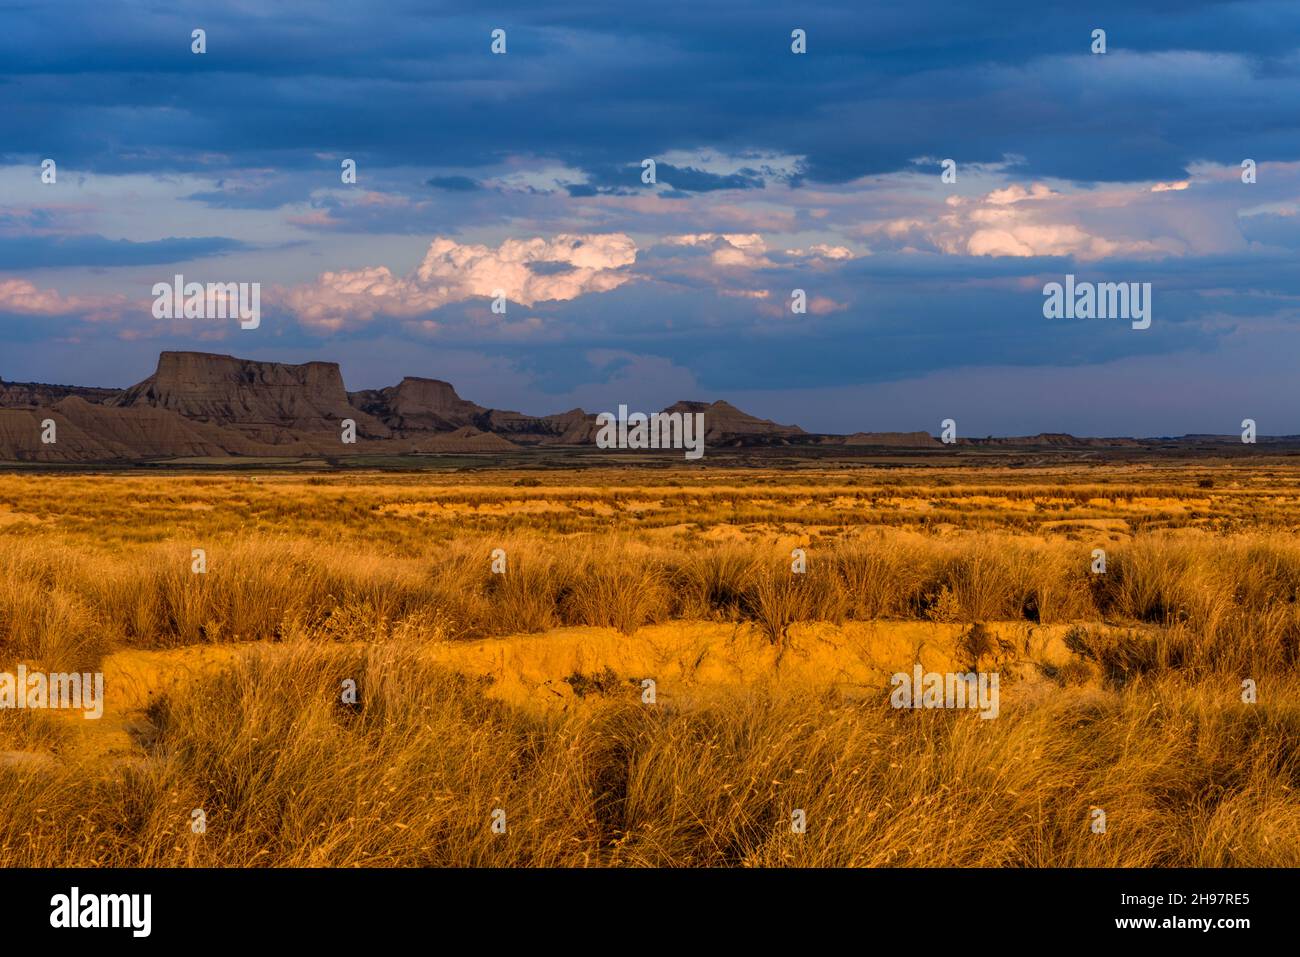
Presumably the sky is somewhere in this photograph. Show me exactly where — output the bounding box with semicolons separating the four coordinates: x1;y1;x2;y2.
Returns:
1;0;1298;436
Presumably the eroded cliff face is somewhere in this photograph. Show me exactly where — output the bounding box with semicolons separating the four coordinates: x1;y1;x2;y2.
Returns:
349;376;487;432
108;352;392;442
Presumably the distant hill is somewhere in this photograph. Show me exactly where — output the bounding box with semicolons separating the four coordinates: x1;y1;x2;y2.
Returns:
0;350;1291;462
0;351;803;462
659;399;804;444
840;431;941;448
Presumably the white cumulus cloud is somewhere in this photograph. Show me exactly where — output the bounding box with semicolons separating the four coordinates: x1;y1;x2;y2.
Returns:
282;233;637;331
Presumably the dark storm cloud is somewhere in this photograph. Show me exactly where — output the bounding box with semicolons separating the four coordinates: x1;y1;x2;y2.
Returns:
3;1;1298;185
0;234;247;269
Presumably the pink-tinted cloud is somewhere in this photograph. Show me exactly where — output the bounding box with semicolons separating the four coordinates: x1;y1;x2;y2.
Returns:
0;278;125;320
915;182;1188;259
281;233;637;332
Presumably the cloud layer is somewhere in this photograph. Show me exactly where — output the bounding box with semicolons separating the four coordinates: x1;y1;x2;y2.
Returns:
1;1;1299;433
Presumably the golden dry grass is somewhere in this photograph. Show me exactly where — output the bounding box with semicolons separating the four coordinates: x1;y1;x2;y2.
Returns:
0;465;1297;866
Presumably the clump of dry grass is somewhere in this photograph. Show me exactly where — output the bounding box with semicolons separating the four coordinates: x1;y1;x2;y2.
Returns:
933;537;1020;621
1064;625;1166;684
833;535;928;618
483;548;565;635
0;545;106;670
561;544;670;635
672;545;758;620
744;562;845;645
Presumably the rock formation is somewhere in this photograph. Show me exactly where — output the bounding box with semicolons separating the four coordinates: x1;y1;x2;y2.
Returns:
0;349;1248;463
0;351;811;462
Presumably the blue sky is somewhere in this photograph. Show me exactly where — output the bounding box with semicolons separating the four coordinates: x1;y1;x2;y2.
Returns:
1;0;1298;435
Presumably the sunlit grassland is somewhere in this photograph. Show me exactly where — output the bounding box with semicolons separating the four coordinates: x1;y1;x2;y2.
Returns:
0;464;1296;866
